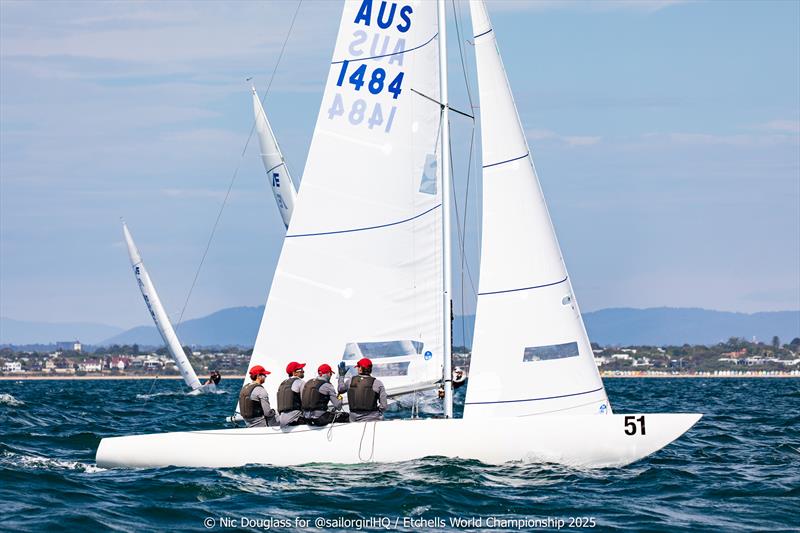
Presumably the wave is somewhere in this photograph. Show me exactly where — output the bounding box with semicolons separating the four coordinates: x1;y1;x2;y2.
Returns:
188;385;228;396
2;451;105;473
137;387;228;400
0;393;24;406
135;391;186;400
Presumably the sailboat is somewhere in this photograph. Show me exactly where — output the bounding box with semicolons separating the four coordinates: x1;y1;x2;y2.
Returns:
122;222;217;393
252;84;298;228
97;0;700;469
119;90;296;394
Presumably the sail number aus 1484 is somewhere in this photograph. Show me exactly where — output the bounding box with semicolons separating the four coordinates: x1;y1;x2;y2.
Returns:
624;415;646;435
336;60;404;98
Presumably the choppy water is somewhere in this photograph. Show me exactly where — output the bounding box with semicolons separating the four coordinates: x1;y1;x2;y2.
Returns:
1;378;797;532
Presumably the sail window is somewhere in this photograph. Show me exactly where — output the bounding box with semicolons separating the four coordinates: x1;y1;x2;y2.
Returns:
371;362;411;377
419;153;437;195
342;340;423;360
523;342;580;362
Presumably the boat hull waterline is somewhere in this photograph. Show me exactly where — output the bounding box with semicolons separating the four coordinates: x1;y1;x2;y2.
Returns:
96;413;701;469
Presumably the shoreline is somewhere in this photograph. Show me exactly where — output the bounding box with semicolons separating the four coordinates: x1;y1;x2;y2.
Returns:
0;375;247;381
0;373;798;381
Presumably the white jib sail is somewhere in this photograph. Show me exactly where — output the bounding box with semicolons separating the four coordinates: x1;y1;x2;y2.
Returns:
122;223;202;390
463;0;611;418
253;86;297;228
246;0;444;406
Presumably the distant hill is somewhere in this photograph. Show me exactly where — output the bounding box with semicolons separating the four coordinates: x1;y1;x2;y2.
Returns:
100;306;264;347
583;307;800;346
4;306;798;348
0;317;123;345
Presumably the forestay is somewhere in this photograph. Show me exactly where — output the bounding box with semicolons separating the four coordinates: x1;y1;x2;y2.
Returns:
246;0;444;407
463;0;610;418
253;86;298;229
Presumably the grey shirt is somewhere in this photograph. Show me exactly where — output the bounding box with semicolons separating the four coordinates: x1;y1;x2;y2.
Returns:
278;378;305;427
303;376;342;419
338;374;388;421
246;384;278;427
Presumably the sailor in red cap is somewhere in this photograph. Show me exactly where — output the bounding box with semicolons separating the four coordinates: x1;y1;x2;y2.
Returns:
301;363;350;426
277;361;307;428
238;365;277;427
337;357;387;422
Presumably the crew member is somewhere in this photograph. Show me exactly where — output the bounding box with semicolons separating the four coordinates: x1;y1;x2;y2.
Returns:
452;367;466;389
337;358;387;422
238;365;278;427
205;370;222;387
301;363;349;426
277;361;306;427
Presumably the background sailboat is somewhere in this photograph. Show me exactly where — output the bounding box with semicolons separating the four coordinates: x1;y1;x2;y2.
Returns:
97;0;700;469
122;222;207;392
253;85;298;228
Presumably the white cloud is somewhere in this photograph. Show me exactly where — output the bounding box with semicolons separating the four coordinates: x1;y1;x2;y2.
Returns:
526;128;602;146
641;131;796;147
756;119;800;134
487;0;691;13
160;188;228;200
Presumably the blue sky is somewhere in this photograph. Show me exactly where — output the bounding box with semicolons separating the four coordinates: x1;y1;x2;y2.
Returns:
1;0;798;329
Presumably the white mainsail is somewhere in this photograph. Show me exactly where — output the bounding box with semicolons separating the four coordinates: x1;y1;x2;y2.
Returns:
253;86;298;228
463;0;611;418
122;223;202;391
246;0;445;402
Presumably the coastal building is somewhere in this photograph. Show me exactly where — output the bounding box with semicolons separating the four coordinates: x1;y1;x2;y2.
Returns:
143;358;162;370
109;357;128;371
3;361;22;373
78;360;102;372
56;340;82;353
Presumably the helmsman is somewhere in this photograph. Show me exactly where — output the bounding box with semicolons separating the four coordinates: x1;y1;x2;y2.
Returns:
238;365;278;427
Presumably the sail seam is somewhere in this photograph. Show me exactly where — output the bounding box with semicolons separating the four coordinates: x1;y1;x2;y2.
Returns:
265;163;284;174
465;387;604;405
482;152;529;169
473;28;493;40
478;276;568;296
286;204;441;238
331;33;438;65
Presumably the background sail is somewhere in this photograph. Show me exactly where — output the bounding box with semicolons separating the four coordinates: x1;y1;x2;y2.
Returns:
122;223;202;390
253;86;297;229
245;0;443;405
463;0;610;417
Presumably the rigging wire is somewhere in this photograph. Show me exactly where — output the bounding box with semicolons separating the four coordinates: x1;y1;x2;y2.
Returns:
174;0;303;329
449;0;479;349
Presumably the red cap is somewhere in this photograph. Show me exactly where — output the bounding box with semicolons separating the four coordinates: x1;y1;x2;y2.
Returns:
286;361;306;375
318;363;333;375
356;358;373;368
249;365;270;378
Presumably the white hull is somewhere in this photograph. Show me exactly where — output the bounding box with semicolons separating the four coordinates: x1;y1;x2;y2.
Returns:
96;413;701;469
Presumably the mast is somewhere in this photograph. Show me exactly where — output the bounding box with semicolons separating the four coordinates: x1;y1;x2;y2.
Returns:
122;222;202;390
438;0;454;418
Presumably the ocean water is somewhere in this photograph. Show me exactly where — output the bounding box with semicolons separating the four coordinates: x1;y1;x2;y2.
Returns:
0;378;797;532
